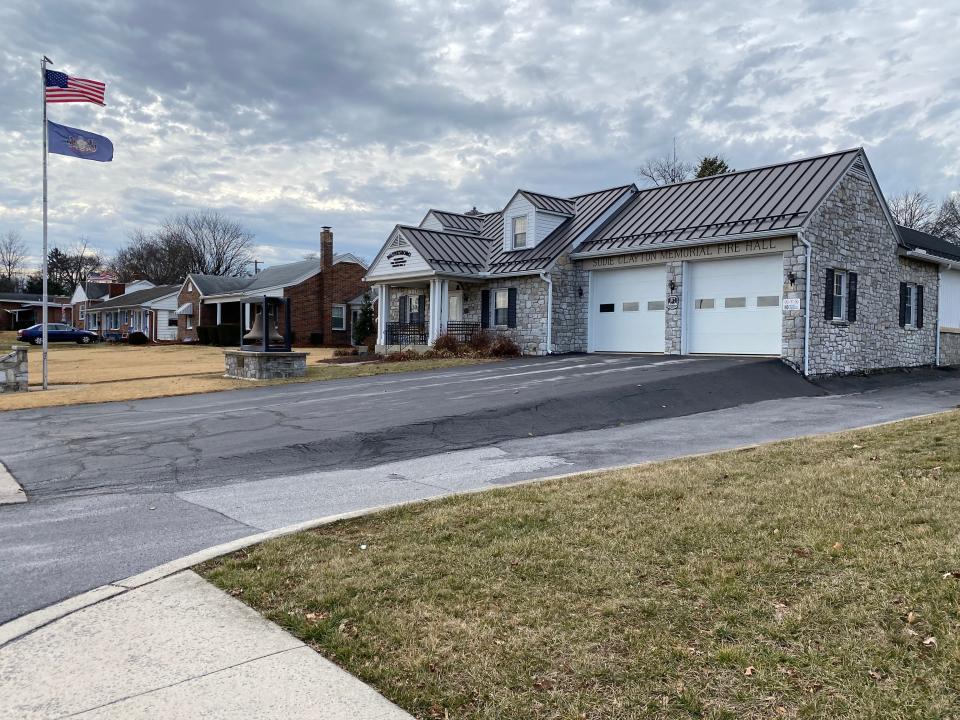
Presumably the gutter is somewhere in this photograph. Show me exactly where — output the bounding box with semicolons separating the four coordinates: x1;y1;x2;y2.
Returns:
539;271;553;354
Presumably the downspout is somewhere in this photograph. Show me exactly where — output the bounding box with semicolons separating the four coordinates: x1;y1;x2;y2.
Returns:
936;265;942;367
539;271;553;355
798;233;812;377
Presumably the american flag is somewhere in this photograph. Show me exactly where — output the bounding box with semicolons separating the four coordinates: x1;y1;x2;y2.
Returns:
45;70;106;106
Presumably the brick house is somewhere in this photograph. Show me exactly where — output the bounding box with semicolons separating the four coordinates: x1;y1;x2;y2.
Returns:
71;275;154;330
365;147;960;376
176;227;368;346
0;293;72;331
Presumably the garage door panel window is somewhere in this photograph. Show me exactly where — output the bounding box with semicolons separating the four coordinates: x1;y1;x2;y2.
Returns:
724;297;746;308
622;302;640;312
599;303;615;313
695;298;715;310
646;301;664;311
757;295;780;307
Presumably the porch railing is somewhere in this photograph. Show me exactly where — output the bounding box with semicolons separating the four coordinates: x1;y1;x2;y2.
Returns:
444;321;483;343
386;322;428;345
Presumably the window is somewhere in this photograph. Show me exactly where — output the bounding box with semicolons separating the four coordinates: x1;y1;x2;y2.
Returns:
832;270;847;320
89;313;99;330
187;315;193;330
622;302;640;312
724;297;746;308
495;289;510;325
512;216;527;249
79;308;86;321
599;303;615;313
695;298;714;309
120;310;129;326
332;304;346;331
902;283;922;327
646;301;664;311
167;317;178;328
757;295;780;307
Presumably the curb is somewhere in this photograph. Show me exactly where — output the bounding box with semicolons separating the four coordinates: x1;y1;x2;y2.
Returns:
0;461;26;505
1;406;953;648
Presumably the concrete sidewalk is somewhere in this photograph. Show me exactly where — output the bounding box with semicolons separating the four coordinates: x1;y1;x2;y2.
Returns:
0;571;411;720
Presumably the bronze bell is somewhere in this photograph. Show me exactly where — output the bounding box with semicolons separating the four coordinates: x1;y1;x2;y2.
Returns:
242;309;284;344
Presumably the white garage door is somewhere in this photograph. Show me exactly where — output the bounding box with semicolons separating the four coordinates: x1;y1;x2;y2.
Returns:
685;254;783;355
590;266;665;352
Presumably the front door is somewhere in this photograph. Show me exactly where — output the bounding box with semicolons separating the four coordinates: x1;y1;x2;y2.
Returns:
448;292;463;322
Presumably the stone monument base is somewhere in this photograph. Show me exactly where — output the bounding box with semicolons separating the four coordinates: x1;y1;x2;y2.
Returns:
1;346;28;393
224;350;307;380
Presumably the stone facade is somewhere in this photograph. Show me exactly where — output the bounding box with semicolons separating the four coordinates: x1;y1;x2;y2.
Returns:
0;346;28;393
551;254;588;353
223;350;307;380
803;171;938;376
664;261;683;354
940;330;960;366
483;275;549;355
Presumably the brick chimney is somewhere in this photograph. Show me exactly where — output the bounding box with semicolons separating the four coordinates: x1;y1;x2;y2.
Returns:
320;226;334;273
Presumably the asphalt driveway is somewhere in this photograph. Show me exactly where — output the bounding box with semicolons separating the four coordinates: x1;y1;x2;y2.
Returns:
2;354;959;623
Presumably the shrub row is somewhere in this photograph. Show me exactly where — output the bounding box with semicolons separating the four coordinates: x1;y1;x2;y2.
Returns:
383;332;521;362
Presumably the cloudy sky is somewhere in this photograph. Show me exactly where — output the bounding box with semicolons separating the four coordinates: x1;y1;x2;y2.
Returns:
2;0;958;269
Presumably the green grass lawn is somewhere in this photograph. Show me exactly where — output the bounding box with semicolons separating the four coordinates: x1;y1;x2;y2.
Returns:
198;412;960;719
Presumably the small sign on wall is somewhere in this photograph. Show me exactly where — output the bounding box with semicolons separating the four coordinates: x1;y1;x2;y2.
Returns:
667;295;679;308
783;298;801;311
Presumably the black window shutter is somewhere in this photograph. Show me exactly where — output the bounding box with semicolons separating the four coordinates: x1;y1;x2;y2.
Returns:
418;294;426;323
824;268;835;321
481;289;490;328
916;285;924;328
507;288;518;329
399;295;408;323
899;282;907;327
847;272;858;322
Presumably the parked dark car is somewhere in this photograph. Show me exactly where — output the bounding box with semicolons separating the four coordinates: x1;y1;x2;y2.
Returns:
16;323;99;345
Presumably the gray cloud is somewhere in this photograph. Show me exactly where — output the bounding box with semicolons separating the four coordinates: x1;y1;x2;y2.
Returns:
0;0;957;268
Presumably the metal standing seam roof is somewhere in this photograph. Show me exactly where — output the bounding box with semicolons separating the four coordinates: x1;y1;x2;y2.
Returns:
518;190;575;216
574;148;862;256
397;226;490;275
391;185;636;277
426;210;485;234
487;185;637;275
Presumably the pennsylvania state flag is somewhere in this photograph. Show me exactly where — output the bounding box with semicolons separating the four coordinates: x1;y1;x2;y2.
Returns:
47;121;113;162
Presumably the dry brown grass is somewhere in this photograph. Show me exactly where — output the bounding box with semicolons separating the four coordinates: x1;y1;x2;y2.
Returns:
200;413;960;720
0;341;485;411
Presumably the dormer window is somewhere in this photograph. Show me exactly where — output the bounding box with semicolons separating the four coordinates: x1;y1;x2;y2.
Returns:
512;216;527;249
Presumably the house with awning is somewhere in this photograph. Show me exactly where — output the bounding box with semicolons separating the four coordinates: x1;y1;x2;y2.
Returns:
175;227;368;346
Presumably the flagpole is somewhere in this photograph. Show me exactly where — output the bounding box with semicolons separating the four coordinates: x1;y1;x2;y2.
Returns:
40;56;51;391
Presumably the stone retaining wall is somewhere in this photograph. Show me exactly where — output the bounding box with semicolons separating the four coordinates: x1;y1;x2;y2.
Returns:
0;347;28;393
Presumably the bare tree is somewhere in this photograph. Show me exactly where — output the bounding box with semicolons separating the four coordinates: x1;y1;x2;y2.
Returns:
888;190;936;231
0;230;27;290
112;210;254;283
932;194;960;243
159;210;254;277
638;154;695;186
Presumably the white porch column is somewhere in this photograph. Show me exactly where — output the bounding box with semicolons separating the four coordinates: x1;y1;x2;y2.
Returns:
244;303;251;331
216;302;222;325
438;279;449;336
427;279;440;345
376;284;388;345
